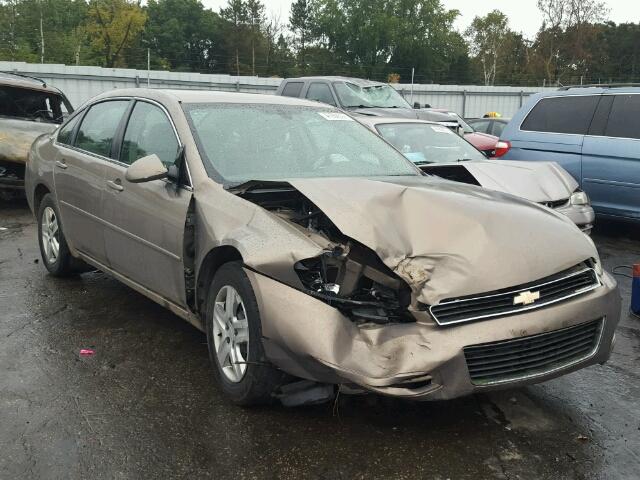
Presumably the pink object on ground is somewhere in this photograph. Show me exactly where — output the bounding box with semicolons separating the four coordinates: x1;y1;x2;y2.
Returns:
79;348;95;357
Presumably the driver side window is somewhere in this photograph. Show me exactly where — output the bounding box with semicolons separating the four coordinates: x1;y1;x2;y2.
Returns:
120;102;179;166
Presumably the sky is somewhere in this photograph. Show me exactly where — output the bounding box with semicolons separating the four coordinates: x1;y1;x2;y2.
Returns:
202;0;640;39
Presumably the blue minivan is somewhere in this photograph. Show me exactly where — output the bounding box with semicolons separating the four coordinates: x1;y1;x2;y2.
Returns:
500;86;640;222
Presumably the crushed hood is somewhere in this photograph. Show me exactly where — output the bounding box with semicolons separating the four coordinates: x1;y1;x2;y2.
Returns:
0;118;56;164
462;160;578;203
287;176;596;305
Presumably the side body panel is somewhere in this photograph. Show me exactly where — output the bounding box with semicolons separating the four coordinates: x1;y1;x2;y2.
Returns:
53;144;107;262
582;136;640;219
101;161;192;306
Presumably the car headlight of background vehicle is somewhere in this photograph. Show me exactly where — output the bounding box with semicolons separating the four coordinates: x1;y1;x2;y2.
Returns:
570;190;590;206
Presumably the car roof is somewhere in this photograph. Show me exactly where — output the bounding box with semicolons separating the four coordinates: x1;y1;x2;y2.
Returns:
283;76;387;87
538;85;640;98
90;88;333;108
0;71;63;94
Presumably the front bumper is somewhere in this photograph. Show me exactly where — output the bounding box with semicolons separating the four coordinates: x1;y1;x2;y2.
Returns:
247;269;620;400
556;203;596;234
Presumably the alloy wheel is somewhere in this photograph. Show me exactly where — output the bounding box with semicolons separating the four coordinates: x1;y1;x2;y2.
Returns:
41;206;60;265
212;285;250;383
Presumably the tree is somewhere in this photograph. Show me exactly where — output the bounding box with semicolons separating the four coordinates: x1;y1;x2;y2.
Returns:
535;0;609;83
220;0;248;76
289;0;314;71
85;0;147;67
146;0;224;72
465;10;511;85
245;0;265;75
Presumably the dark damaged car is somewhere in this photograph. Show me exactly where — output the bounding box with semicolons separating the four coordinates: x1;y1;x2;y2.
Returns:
0;72;72;198
25;90;620;406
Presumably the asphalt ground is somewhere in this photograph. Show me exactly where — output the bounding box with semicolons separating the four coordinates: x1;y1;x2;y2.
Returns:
1;198;639;480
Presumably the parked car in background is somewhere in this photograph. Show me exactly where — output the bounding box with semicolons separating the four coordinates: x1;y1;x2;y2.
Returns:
359;116;595;233
276;76;458;127
0;72;73;199
467;117;511;137
426;108;505;157
26;89;619;406
500;85;640;222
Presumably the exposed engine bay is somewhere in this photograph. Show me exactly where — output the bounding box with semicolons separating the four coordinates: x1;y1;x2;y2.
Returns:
234;182;413;325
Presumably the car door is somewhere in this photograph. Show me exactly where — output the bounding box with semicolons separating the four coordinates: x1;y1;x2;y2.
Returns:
54;100;131;264
304;82;338;107
502;94;599;182
101;99;192;306
582;94;640;219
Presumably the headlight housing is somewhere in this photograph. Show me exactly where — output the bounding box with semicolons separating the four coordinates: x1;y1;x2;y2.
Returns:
570;190;590;206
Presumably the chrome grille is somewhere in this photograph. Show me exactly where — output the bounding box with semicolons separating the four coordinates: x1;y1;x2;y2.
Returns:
429;267;600;326
464;319;603;385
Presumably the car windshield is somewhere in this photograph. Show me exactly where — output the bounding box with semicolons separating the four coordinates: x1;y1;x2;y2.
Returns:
375;122;486;164
333;82;411;109
0;85;71;124
183;103;420;184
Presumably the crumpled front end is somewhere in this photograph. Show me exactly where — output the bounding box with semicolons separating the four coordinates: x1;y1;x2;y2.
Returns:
247;268;620;400
211;176;619;399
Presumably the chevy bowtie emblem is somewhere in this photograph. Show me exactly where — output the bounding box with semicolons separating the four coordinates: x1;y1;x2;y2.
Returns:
513;290;541;306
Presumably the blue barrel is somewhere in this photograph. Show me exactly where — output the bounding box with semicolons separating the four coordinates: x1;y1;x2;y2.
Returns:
633;264;640;315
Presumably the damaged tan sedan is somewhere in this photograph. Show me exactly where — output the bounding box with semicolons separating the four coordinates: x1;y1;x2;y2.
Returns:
25;90;621;406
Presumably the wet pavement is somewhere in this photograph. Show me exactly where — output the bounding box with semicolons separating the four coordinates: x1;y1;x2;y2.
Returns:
1;199;639;480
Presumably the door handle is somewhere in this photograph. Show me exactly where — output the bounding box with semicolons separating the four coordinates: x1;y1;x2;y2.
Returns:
55;160;68;169
107;179;124;192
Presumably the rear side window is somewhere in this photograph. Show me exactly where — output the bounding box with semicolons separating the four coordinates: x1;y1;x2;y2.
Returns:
604;94;640;139
57;114;81;145
76;101;129;157
281;82;304;98
121;102;179;166
469;119;491;134
521;95;598;134
306;83;336;106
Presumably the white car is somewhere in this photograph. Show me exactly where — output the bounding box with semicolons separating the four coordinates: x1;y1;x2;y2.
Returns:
359;117;595;234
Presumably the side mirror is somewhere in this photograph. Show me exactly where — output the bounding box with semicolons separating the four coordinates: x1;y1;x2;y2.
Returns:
125;154;168;183
413;102;421;109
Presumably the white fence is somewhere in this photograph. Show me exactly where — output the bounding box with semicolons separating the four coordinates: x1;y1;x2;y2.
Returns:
1;61;556;118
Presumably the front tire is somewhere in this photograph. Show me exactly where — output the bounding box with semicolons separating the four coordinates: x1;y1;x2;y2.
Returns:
205;262;283;405
37;194;78;277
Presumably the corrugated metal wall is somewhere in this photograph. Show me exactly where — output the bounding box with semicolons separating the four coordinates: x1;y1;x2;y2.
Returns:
1;61;556;118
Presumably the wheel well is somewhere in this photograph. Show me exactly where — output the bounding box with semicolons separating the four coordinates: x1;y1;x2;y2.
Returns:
196;246;243;315
33;184;51;213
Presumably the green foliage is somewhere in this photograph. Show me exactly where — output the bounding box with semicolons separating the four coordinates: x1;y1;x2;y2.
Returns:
1;0;640;86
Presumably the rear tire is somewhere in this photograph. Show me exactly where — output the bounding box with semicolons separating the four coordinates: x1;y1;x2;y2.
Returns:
37;194;80;277
205;261;283;405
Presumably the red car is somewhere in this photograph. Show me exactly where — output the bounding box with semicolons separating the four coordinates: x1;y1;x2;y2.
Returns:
426;109;510;158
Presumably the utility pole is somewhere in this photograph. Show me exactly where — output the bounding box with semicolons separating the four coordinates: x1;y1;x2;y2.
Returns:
147;48;150;87
410;68;415;105
39;9;44;63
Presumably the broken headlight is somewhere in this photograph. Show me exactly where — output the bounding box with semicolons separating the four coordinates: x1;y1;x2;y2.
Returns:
570;190;590;206
294;244;413;325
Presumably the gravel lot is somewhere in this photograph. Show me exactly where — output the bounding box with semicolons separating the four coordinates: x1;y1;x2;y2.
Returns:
1;198;639;480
